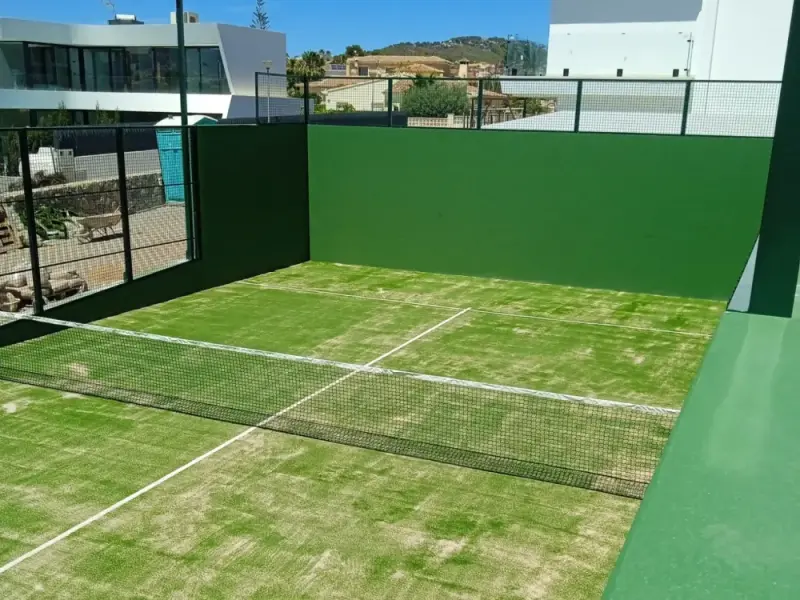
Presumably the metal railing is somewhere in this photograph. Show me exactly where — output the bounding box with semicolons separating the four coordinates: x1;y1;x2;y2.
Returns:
0;126;197;315
255;73;782;137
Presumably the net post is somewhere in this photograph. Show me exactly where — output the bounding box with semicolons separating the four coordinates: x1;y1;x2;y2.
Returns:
573;80;583;133
254;72;260;124
680;80;692;135
115;127;134;282
303;75;310;124
387;78;393;127
476;79;484;129
18;128;45;315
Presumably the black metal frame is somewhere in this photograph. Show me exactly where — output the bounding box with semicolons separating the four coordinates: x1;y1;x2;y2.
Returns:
253;73;781;138
0;125;198;313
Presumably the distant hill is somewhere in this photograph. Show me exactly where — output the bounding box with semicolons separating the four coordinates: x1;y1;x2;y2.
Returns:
370;36;547;74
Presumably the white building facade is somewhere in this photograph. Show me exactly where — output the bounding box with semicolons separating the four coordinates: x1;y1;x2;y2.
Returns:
0;16;297;126
546;0;793;81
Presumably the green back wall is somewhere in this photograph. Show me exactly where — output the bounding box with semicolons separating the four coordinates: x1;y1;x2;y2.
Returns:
308;126;771;299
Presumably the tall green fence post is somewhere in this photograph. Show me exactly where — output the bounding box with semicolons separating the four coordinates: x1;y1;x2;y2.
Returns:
18;129;44;315
303;76;310;124
573;80;584;133
387;78;393;127
115;127;134;282
680;80;692;135
176;0;194;261
749;0;800;316
476;79;484;129
254;72;260;124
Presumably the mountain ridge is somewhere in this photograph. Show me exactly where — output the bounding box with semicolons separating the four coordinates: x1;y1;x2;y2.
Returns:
370;36;546;69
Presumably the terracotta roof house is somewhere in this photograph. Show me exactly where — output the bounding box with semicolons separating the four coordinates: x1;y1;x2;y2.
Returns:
346;55;456;77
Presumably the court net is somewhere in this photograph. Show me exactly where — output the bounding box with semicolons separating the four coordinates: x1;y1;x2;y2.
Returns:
0;314;679;498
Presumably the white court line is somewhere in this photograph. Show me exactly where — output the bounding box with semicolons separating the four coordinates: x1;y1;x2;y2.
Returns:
237;281;712;339
0;308;470;576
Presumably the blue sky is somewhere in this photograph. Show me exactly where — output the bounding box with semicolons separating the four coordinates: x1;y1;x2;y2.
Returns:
1;0;551;56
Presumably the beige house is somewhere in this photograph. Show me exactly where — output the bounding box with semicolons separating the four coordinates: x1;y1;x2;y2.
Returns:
346;55;456;77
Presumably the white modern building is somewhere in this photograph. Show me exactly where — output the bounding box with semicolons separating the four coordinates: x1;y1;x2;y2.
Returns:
496;0;792;136
0;15;298;126
546;0;792;80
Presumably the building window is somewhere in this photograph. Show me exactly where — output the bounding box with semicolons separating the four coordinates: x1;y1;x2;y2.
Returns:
616;68;623;77
186;48;202;93
563;68;570;77
672;68;680;77
28;44;71;90
0;43;26;89
7;43;229;95
199;47;229;94
358;66;369;76
110;49;127;91
68;47;81;90
153;48;179;92
128;47;155;92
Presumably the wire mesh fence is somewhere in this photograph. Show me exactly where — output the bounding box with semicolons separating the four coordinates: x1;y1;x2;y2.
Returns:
0;126;194;313
255;72;308;123
0;312;680;498
256;74;782;137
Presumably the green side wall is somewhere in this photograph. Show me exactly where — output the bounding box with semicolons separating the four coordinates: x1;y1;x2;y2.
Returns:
309;126;771;299
604;311;800;598
0;124;309;344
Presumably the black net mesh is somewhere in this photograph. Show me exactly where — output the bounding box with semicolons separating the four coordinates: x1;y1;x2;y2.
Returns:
0;314;678;498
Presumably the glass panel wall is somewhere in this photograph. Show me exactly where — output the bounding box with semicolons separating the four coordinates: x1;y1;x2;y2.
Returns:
82;48;95;91
110;49;127;91
154;48;179;92
54;46;70;89
128;47;154;92
69;47;81;89
93;50;111;91
5;43;229;95
186;48;201;93
0;42;26;89
199;47;228;93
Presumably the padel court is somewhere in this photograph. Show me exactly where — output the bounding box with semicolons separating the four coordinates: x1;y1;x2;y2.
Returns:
0;262;723;598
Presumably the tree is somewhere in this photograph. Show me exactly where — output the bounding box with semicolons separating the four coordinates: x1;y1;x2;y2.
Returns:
301;51;326;77
94;102;121;125
401;83;470;118
251;0;269;30
345;45;366;59
412;74;436;89
28;102;72;153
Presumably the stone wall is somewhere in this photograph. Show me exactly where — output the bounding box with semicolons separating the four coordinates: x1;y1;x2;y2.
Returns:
1;172;166;219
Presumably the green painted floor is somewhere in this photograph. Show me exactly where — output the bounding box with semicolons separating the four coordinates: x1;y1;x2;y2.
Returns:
604;311;800;599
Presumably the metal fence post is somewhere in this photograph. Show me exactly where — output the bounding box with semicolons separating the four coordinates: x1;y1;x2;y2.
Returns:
387;78;393;127
115;127;134;282
181;124;194;261
476;79;484;130
303;76;310;124
573;80;584;133
254;72;260;124
18;129;44;315
189;126;202;260
680;80;692;136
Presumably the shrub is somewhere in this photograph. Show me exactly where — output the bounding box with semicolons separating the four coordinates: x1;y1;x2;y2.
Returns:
401;82;470;118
